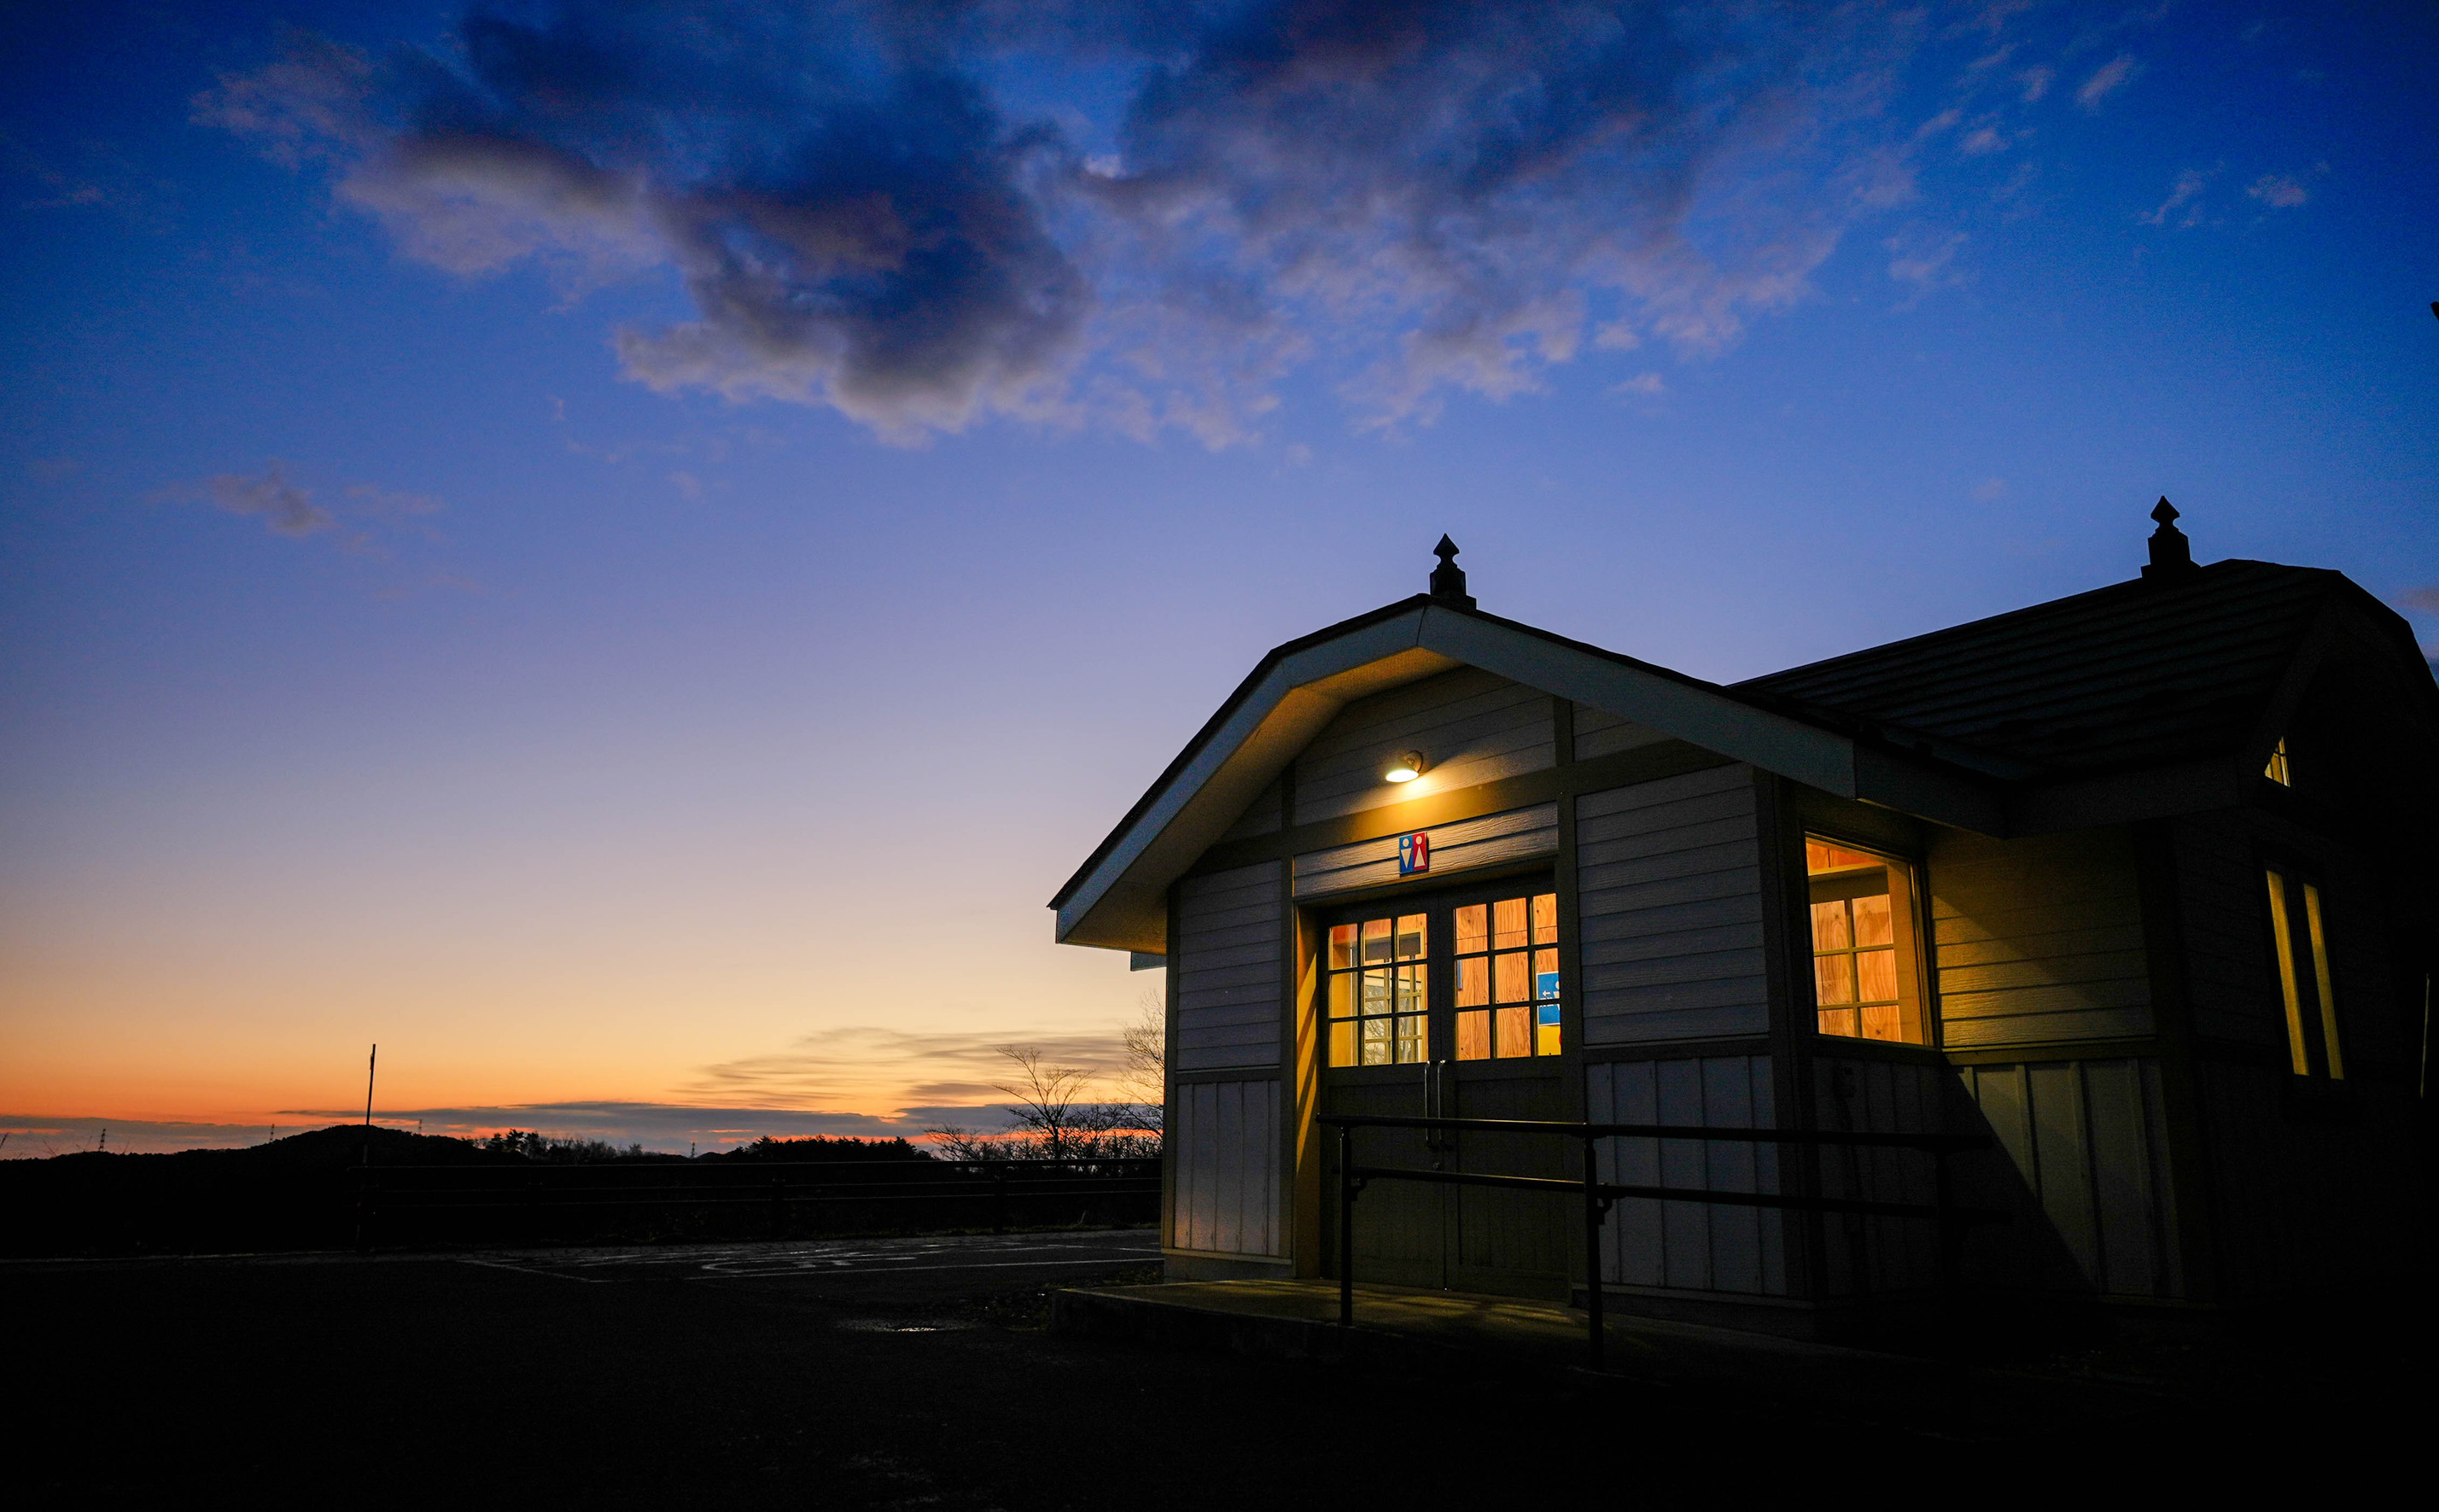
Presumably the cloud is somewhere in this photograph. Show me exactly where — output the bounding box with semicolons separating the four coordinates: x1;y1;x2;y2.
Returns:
2397;585;2439;615
2075;53;2139;109
2016;65;2052;102
198;461;334;536
1610;372;1666;398
682;1024;1134;1110
2246;173;2309;208
199;2;1942;442
1884;225;1967;301
2138;168;2210;228
1972;476;2006;501
1956;124;2009;156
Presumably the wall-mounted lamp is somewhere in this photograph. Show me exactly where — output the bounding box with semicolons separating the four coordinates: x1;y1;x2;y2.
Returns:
1383;750;1426;784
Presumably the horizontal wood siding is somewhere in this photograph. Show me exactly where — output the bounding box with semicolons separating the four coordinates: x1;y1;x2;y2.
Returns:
1928;828;2154;1048
1954;1058;2181;1299
1292;803;1556;902
1170;1077;1282;1257
1293;668;1554;825
1572;704;1670;762
1576;765;1769;1043
1216;776;1284;842
1175;861;1282;1073
1586;1055;1785;1295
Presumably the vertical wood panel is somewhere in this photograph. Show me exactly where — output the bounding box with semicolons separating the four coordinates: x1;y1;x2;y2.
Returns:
1587;1054;1781;1295
1169;1077;1283;1258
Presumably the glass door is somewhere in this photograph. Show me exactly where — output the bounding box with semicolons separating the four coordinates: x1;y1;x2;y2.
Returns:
1317;875;1572;1298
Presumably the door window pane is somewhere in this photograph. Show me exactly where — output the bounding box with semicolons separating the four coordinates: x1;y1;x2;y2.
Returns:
1450;890;1563;1061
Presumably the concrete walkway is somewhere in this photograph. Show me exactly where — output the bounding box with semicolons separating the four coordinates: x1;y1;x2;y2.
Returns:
1053;1278;2164;1441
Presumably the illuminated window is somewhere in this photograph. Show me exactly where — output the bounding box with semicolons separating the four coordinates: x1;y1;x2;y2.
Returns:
2264;867;2343;1079
1806;838;1928;1044
1326;913;1429;1067
1454;891;1561;1061
2263;738;2291;786
1322;886;1563;1068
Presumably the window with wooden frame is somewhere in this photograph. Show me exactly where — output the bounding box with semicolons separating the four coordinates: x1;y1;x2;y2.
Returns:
1325;912;1429;1067
1806;837;1929;1044
1453;891;1561;1060
1322;884;1563;1067
2264;866;2343;1079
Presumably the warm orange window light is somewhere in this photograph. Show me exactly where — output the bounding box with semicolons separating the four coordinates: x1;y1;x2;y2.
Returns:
1453;890;1561;1061
2264;867;2343;1079
1806;838;1927;1044
1325;911;1429;1066
2263;738;2292;786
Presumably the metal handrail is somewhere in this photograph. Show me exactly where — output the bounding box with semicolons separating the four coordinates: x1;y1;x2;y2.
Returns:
1317;1112;2002;1367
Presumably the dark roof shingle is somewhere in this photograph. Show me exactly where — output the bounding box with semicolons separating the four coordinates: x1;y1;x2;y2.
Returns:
1736;559;2344;778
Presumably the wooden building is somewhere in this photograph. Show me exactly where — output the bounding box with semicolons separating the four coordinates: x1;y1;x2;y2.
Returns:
1051;511;2435;1334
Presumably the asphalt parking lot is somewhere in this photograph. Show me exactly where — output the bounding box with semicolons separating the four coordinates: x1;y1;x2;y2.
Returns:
5;1229;2418;1508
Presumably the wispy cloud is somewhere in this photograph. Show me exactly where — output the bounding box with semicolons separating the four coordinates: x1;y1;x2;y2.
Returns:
2076;53;2140;110
683;1025;1132;1110
2138;168;2212;228
1885;225;1968;303
195;2;1947;443
2246;172;2311;208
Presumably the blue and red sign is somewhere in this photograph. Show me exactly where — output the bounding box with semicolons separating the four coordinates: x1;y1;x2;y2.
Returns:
1397;831;1431;875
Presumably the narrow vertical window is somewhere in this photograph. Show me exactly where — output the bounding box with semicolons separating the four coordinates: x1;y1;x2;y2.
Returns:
2264;867;2343;1079
1807;838;1928;1044
2263;738;2291;786
2264;870;2310;1076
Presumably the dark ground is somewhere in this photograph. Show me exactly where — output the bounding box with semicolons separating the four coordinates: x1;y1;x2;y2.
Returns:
5;1229;2421;1509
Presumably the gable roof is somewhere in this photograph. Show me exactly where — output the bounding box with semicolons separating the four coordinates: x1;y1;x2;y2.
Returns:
1052;555;2433;954
1048;594;1997;952
1737;560;2426;779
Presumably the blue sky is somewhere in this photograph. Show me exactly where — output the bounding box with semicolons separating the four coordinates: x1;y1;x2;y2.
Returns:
3;1;2433;1153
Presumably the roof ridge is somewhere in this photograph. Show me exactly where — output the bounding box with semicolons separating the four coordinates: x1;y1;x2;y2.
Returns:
1735;558;2339;691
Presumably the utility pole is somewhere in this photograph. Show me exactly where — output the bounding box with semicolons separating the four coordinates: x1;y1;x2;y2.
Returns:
361;1045;377;1167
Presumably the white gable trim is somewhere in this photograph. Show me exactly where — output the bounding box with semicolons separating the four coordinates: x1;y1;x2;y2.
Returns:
1055;604;2000;952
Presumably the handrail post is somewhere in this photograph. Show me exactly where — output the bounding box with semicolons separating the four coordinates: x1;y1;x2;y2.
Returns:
1581;1135;1605;1369
1934;1145;1961;1349
1338;1122;1356;1328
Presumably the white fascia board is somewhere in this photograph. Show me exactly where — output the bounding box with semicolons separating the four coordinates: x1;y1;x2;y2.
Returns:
1055;609;1434;949
1418;608;1859;797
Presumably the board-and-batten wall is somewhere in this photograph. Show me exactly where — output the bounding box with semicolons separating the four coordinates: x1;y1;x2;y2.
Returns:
1573;763;1786;1295
1170;861;1284;1258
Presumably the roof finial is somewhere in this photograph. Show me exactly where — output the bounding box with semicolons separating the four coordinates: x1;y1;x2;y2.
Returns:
2142;496;2196;580
1429;535;1475;609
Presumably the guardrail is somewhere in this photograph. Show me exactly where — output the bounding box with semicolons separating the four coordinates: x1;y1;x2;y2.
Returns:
1321;1114;2003;1365
349;1158;1162;1251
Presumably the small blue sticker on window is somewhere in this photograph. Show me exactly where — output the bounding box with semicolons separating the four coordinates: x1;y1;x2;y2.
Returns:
1536;971;1561;1001
1538;1002;1562;1026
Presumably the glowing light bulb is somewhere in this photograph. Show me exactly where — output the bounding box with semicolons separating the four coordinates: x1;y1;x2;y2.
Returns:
1384;750;1425;783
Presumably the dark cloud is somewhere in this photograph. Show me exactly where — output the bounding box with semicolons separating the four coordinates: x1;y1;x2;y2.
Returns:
201;2;1945;441
201;461;334;535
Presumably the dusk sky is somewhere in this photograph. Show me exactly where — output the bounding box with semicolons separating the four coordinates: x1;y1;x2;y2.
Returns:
4;1;2433;1154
